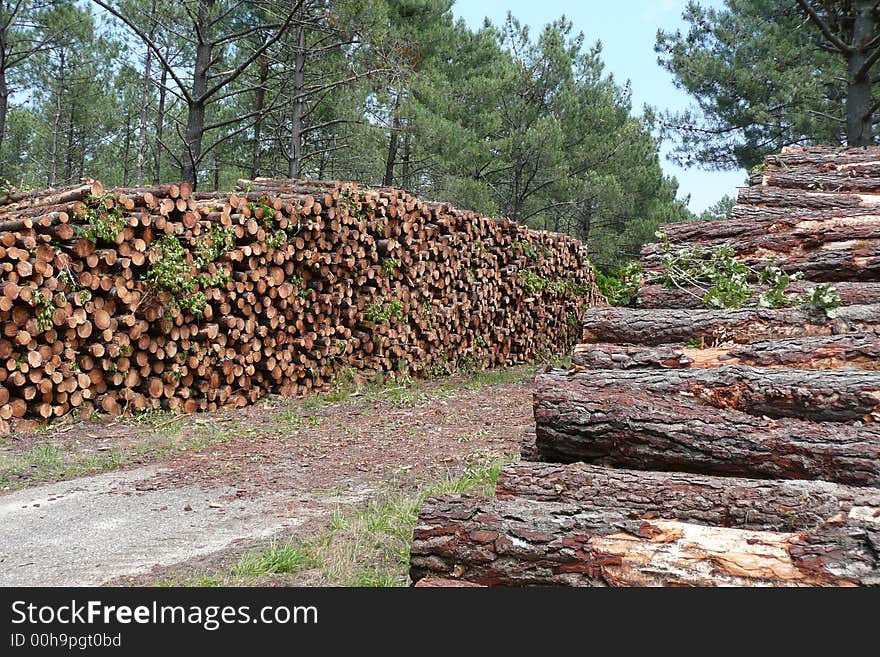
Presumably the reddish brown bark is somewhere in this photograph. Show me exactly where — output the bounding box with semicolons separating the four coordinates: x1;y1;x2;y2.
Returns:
581;306;878;346
496;461;879;531
635;282;880;309
573;333;880;371
533;370;880;486
0;178;602;424
409;495;878;587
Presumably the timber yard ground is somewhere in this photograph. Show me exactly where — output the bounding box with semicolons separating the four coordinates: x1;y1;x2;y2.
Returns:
0;363;554;587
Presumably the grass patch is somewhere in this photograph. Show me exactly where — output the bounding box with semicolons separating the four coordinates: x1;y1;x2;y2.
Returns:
164;454;513;587
300;361;549;411
0;418;250;491
234;541;318;578
0;443;124;491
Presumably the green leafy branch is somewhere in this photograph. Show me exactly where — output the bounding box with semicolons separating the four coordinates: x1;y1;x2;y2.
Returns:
593;262;642;306
651;233;841;317
31;288;56;332
75;195;127;244
365;298;404;323
146;230;234;318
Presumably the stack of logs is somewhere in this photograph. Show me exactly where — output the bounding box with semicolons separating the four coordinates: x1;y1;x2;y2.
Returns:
0;178;602;433
409;145;880;587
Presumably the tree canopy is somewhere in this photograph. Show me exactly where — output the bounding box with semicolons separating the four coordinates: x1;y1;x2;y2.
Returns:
657;0;880;171
0;1;693;268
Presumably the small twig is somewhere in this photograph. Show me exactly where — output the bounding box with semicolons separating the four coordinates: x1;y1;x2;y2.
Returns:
155;414;187;428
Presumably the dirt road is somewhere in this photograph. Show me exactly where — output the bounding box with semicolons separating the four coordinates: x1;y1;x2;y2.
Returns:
0;369;534;586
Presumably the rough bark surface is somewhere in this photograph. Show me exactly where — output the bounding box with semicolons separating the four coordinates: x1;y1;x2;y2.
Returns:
635;282;880;309
642;240;880;282
663;208;880;242
572;333;880;371
738;185;880;209
496;461;880;531
408;495;878;587
581;305;879;345
413;577;484;587
543;366;880;421
533;371;880;486
765;146;880;168
755;167;880;192
410;145;880;588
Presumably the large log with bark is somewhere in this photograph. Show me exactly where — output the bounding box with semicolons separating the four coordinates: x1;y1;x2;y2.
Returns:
496;462;880;531
657;210;880;247
572;333;880;371
641;239;880;282
532;369;880;486
635;282;880;309
765;145;880;169
408;495;879;586
580;305;878;346
543;366;880;421
751;165;880;192
734;184;880;213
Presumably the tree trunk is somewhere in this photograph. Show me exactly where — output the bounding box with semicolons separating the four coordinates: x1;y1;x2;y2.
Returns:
496;461;880;532
135;0;157;185
0;64;7;159
48;51;65;188
250;54;270;179
288;23;306;179
180;0;213;186
847;1;875;146
63;108;75;184
212;152;220;191
644;241;880;283
547;366;880;422
532;372;880;486
644;211;880;256
401;128;411;190
573;332;880;371
580;305;880;346
635;282;880;309
122;113;131;186
383;93;401;187
153;65;167;185
735;185;880;214
409;495;878;587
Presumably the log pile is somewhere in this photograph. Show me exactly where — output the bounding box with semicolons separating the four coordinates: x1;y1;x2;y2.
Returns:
0;178;602;433
410;145;880;587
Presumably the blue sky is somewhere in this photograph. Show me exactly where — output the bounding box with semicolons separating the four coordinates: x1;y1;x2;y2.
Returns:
452;0;744;212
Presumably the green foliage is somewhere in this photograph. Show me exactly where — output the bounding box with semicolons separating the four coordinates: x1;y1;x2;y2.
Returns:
248;201;276;221
655;1;853;170
146;233;231;318
31;288;56;332
514;239;538;259
380;257;399;275
593;262;642;306
756;259;802;309
365;298;404;323
652;236;837;318
698;195;736;222
652;241;754;309
519;269;590;298
265;231;287;249
194;224;235;267
798;285;843;318
75;197;126;244
517;269;548;294
340;186;370;221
